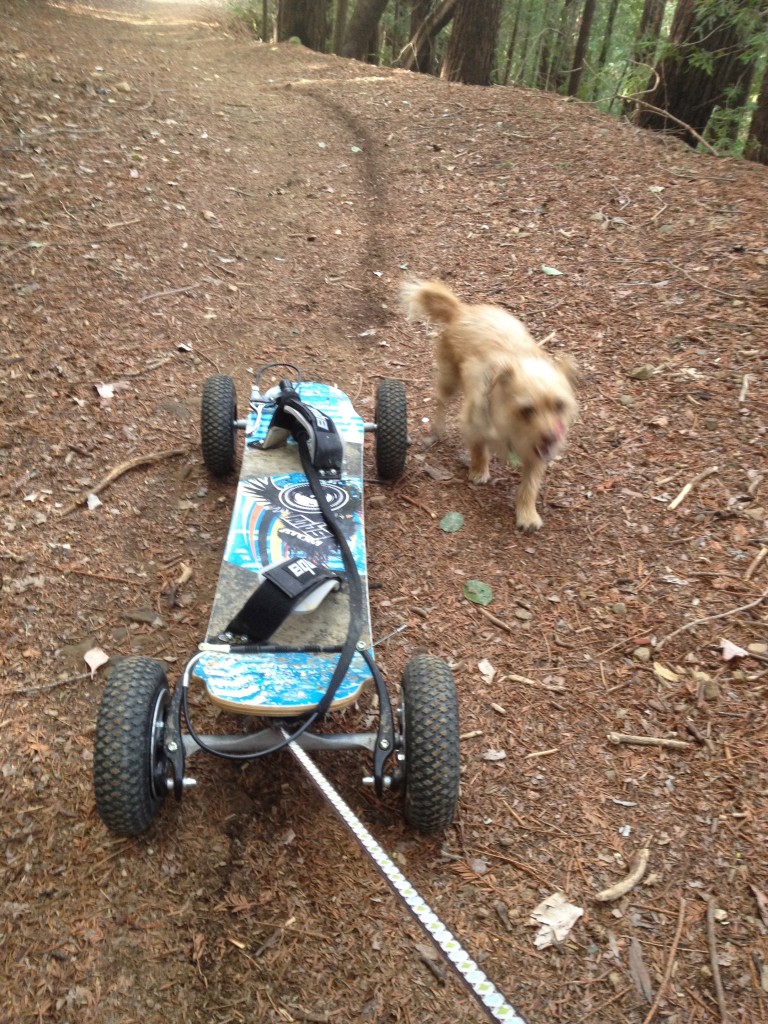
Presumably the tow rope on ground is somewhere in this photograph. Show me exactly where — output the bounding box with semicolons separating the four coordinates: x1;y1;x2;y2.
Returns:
284;733;529;1024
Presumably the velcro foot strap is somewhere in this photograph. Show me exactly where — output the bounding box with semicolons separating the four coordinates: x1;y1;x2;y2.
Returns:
226;557;341;642
262;386;344;475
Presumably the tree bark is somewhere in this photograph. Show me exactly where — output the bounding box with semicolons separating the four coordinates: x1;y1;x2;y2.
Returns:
567;0;598;97
332;0;350;54
634;0;763;147
277;0;330;51
631;0;667;68
341;0;391;62
441;0;502;85
745;60;768;164
399;0;457;73
594;0;620;79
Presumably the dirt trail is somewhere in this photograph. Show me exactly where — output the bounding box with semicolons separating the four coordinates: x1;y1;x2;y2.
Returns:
1;2;767;1023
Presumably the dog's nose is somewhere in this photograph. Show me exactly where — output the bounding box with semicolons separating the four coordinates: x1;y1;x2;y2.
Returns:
541;430;557;447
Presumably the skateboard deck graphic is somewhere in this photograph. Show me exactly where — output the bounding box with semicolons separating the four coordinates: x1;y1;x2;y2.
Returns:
194;382;373;715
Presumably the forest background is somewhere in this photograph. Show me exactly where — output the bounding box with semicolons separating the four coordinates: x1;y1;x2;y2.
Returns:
239;0;768;164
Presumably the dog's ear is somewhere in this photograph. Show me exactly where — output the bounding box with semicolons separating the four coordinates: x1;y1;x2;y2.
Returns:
555;356;579;387
488;367;515;394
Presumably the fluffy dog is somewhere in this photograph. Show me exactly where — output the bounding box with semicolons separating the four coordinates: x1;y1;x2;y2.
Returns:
402;279;577;531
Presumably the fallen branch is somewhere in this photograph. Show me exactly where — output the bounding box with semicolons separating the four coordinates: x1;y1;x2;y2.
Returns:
474;604;513;633
5;671;91;697
399;493;436;518
685;721;716;753
59;448;186;516
640;897;687;1024
594;841;651;902
707;897;729;1024
138;281;203;303
626;98;720;156
744;545;767;582
506;672;567;694
667;465;718;511
608;732;692;751
655;585;768;649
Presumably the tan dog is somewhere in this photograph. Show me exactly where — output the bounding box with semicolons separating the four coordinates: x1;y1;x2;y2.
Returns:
402;279;577;531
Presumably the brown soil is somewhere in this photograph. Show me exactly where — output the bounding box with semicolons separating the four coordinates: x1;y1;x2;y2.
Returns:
2;2;767;1022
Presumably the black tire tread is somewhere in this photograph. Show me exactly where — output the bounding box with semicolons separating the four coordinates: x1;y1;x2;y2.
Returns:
401;654;460;832
375;379;407;480
201;374;237;477
93;657;169;836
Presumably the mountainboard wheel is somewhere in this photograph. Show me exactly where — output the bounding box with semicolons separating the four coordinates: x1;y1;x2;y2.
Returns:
201;374;237;477
93;657;171;836
399;654;460;832
375;379;407;480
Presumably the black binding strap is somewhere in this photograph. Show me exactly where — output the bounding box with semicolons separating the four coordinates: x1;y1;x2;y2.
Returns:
226;557;339;642
262;384;344;475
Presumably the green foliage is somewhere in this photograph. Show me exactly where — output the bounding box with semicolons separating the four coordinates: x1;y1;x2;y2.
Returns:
227;0;265;36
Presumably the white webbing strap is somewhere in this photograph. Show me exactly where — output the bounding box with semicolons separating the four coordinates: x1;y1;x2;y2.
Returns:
284;733;528;1024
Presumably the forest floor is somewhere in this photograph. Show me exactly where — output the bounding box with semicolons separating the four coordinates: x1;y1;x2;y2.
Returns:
1;2;768;1023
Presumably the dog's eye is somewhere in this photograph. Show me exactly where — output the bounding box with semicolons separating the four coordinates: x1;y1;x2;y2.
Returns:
554;400;565;414
519;406;535;421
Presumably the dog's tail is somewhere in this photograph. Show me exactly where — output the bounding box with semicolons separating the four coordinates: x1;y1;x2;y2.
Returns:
401;279;462;325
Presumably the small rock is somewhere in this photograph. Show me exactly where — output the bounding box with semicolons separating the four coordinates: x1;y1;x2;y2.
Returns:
748;642;767;655
703;678;720;701
628;364;654;381
619;395;635;407
514;607;533;621
124;607;165;628
611;602;627;616
633;646;651;662
59;637;97;666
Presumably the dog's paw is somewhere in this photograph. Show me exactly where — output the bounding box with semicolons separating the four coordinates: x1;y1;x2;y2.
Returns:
468;467;490;484
516;509;543;532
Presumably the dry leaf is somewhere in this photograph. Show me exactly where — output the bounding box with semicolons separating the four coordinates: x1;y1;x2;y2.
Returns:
84;646;109;678
653;661;678;683
628;937;654;1003
720;638;747;661
478;658;496;684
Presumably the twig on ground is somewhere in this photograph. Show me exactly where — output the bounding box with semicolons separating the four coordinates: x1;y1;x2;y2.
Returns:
138;282;204;303
707;896;730;1024
655;585;768;649
506;672;567;694
59;448;186;516
745;545;767;582
105;217;142;230
5;672;91;697
473;604;513;632
685;721;716;753
594;840;651;902
667;465;718;511
640;897;687;1024
608;732;692;750
399;493;436;518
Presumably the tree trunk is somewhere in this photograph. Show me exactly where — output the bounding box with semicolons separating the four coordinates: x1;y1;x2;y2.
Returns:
441;0;502;85
501;0;523;85
745;60;768;164
634;0;763;147
632;0;666;68
536;0;559;90
332;0;350;54
277;0;330;51
593;0;620;86
552;0;580;92
400;0;457;73
567;0;598;97
341;0;390;61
